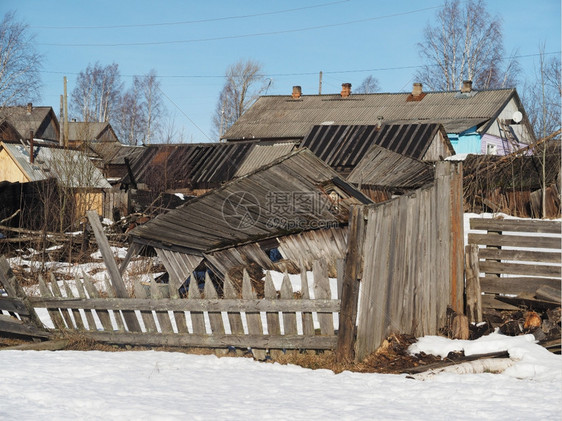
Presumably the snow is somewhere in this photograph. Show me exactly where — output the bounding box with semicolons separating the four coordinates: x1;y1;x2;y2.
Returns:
410;331;562;381
2;213;560;418
0;341;560;420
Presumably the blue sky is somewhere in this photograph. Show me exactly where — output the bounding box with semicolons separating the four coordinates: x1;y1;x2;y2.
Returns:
3;0;561;142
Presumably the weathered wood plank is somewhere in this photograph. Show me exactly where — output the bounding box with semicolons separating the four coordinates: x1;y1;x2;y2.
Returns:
313;260;334;335
83;275;113;331
480;276;561;296
203;273;224;335
102;276;126;332
481;294;519;310
188;275;206;335
168;283;188;335
470;218;561;234
0;314;51;338
0;256;44;328
479;261;561;278
134;280;157;333
27;297;341;312
336;206;364;363
75;274;97;331
263;271;282;359
150;276;174;333
76;331;338;350
38;275;66;330
62;278;85;330
87;211;141;332
465;245;482;323
300;268;315;337
243;270;266;359
468;233;561;249
224;275;244;335
0;297;29;315
478;248;562;264
535;285;561;304
280;273;297;336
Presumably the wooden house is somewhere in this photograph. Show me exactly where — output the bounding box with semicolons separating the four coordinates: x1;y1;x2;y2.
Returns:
0;103;60;142
67;121;119;148
0;141;111;217
128;149;372;289
222;82;535;156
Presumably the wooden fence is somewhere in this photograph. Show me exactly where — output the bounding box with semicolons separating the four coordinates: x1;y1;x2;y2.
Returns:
466;218;562;320
338;161;464;362
0;255;339;356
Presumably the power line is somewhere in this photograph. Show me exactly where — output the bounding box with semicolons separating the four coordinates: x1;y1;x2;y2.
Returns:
156;86;212;141
41;51;560;80
38;4;445;47
32;1;351;30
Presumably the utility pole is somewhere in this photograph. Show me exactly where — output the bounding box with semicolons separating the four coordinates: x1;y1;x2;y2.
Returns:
63;76;69;147
319;71;323;95
59;95;64;146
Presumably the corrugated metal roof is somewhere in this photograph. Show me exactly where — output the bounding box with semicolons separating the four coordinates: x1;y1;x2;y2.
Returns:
347;145;434;188
223;89;516;140
300;123;450;174
124;141;300;190
234;141;297;177
1;142;110;189
129;149;371;254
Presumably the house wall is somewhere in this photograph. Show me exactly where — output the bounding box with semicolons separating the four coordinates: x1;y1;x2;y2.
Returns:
422;132;453;160
485;98;534;144
74;190;104;218
0;149;29;183
448;130;482;154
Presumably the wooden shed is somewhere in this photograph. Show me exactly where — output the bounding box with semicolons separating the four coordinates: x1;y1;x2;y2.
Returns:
128;149;372;290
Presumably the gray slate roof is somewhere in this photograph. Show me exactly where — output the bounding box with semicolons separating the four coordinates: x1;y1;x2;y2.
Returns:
222;89;517;140
0;105;58;141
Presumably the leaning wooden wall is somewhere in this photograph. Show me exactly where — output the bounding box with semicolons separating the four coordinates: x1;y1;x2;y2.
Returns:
343;162;463;361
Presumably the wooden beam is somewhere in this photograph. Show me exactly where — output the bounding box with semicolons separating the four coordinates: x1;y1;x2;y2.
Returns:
27;297;341;313
336;205;365;363
79;331;338;350
86;211;141;332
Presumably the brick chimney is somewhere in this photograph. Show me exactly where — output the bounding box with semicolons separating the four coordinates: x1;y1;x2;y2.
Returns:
341;83;351;98
412;83;423;97
292;86;302;99
461;80;473;93
29;130;34;164
26;102;32;114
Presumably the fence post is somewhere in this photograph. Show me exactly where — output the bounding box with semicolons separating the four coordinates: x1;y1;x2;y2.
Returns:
465;244;482;323
87;210;141;332
336;205;366;363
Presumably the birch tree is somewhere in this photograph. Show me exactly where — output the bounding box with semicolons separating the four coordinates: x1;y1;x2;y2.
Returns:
355;75;380;94
71;62;123;123
415;0;519;91
0;11;42;108
212;59;270;140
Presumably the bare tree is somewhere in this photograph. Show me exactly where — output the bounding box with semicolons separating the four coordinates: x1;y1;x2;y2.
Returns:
71;62;123;123
212;59;270;140
137;70;163;145
522;45;561;218
113;70;164;145
415;0;519;91
355;75;380;94
0;11;42;108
